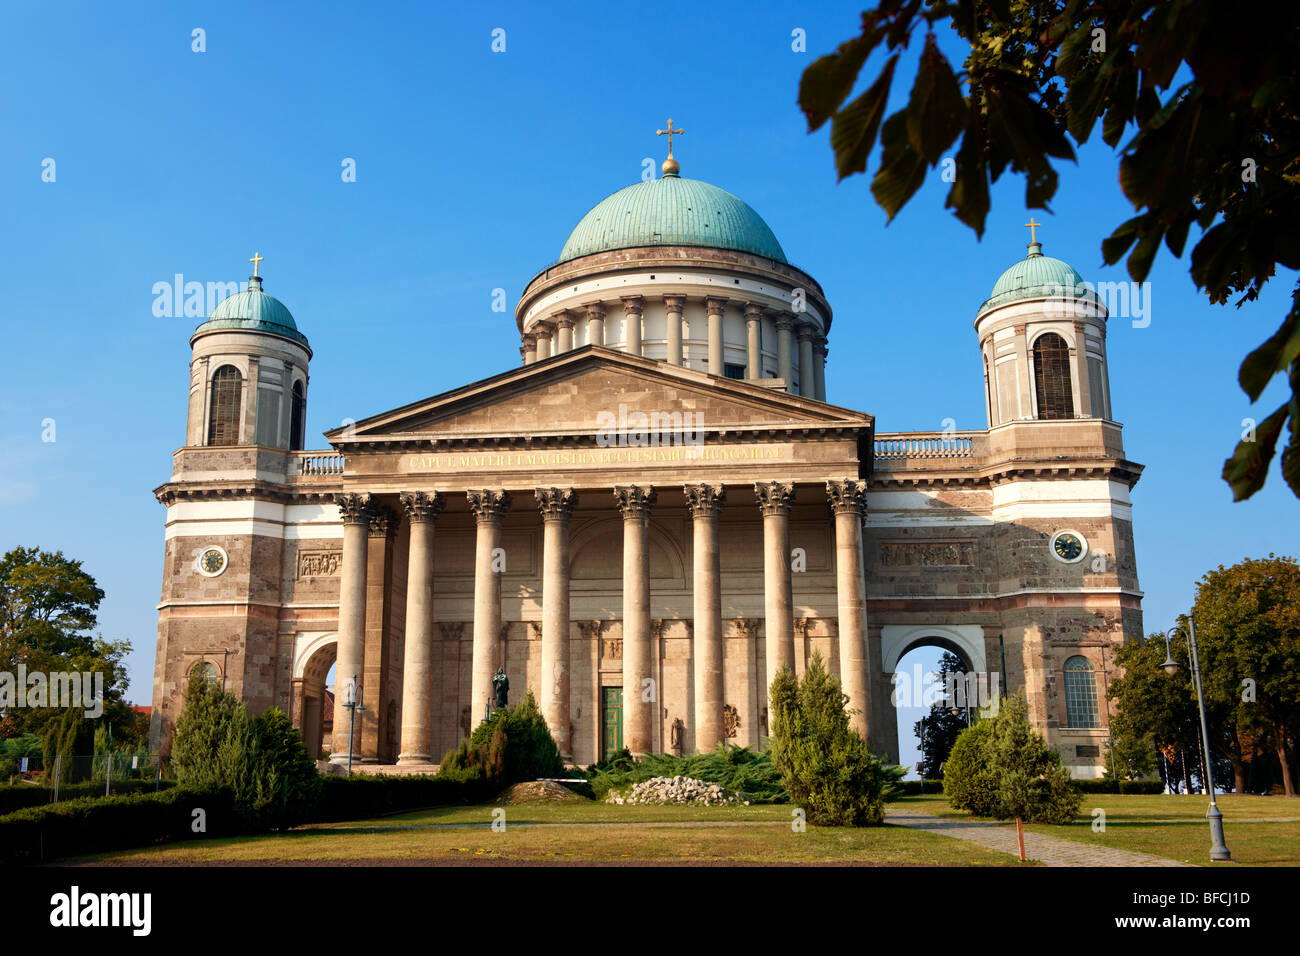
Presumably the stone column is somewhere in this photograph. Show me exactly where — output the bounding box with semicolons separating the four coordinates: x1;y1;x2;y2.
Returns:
615;485;656;755
468;490;510;722
240;355;259;444
536;488;577;758
754;481;796;723
813;336;828;402
684;483;725;751
521;335;537;366
555;313;575;353
1071;320;1092;417
621;296;643;357
705;297;727;376
330;493;372;763
362;505;396;762
585;301;605;347
397;491;443;764
1013;323;1032;419
827;479;871;741
744;303;763;379
797;325;816;397
535;324;552;361
664;294;685;366
776;314;795;391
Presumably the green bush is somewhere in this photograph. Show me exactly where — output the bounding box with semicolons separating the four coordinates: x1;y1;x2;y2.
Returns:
0;779;174;816
896;779;945;796
584;744;787;803
171;669;321;829
312;773;497;822
438;690;563;790
945;693;1082;824
768;651;901;826
0;787;237;865
944;720;1004;816
1073;778;1165;795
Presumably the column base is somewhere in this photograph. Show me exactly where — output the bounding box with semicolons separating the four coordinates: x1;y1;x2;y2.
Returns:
396;753;433;766
328;753;360;766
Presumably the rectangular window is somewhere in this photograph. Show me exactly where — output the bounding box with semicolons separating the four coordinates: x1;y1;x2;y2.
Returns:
723;363;745;380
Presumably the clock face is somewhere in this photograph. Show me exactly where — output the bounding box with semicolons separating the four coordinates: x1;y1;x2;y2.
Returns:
198;547;228;577
1051;531;1086;564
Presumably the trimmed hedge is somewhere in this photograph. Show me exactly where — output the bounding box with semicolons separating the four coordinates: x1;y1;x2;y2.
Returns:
896;780;945;796
1072;779;1165;795
310;773;497;823
0;787;236;865
0;779;174;817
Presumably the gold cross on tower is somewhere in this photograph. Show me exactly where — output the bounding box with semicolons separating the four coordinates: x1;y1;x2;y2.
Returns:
1024;218;1041;245
657;118;685;155
657;118;685;175
250;251;264;277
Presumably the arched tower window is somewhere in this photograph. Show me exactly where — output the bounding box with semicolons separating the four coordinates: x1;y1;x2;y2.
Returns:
1032;333;1074;420
207;365;243;445
290;380;306;451
1063;655;1099;728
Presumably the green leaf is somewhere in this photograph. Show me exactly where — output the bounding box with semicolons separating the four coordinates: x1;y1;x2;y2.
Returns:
799;35;875;132
1222;403;1288;502
830;53;899;180
905;35;967;165
871;111;928;222
1126;227;1164;282
1238;309;1300;402
1101;215;1145;265
1056;22;1094;79
945;119;990;236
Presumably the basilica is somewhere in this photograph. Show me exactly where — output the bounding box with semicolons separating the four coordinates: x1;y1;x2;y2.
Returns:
150;131;1143;777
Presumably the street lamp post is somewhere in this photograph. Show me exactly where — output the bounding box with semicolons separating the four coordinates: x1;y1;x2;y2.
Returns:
1162;618;1232;862
342;675;365;776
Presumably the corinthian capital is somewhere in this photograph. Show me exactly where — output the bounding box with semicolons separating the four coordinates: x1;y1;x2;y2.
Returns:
335;492;375;526
826;478;868;518
683;482;726;518
400;491;444;523
467;489;511;522
754;480;796;516
535;487;578;520
613;484;656;517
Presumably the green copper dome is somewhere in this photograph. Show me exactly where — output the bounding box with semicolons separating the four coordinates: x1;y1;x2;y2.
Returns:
558;172;787;264
193;276;309;346
979;242;1094;314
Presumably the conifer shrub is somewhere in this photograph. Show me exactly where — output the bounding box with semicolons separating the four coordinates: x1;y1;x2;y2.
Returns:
767;651;901;826
943;720;1004;816
170;669;321;829
437;690;563;790
944;693;1081;824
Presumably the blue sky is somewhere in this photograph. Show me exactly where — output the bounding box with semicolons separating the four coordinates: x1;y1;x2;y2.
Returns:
2;2;1295;772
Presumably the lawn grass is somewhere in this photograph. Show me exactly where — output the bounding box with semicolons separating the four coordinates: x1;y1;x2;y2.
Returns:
80;800;1025;866
894;793;1300;866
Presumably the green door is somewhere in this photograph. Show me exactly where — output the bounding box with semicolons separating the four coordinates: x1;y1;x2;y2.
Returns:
602;686;623;760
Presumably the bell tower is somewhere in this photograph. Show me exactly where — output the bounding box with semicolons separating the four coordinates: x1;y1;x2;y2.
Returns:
185;255;312;450
976;225;1113;427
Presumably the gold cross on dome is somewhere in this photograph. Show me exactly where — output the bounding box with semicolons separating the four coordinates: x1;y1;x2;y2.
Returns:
1024;218;1041;244
250;251;264;276
656;118;685;156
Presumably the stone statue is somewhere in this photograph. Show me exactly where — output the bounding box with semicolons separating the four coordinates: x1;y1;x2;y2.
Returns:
492;666;509;710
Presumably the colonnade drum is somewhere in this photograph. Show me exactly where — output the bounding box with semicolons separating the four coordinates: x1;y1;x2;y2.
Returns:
327;478;873;766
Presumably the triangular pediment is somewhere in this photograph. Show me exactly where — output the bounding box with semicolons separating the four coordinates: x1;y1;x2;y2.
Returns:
326;347;871;445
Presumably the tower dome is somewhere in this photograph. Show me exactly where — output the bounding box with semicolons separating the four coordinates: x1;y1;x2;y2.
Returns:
978;240;1096;316
557;174;787;264
192;275;309;347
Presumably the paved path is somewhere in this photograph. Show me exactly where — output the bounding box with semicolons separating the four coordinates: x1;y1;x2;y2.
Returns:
884;807;1193;867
